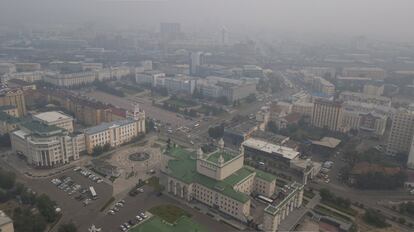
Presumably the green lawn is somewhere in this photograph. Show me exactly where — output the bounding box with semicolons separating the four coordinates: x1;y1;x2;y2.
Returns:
149;204;191;224
130;216;208;232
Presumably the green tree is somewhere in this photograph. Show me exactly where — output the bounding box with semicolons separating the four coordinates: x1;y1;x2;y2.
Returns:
36;194;58;222
363;209;388;228
0;169;16;189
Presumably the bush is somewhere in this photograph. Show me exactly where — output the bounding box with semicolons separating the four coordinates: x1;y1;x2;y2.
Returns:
363;209;388;228
398;217;406;224
36;194;58;223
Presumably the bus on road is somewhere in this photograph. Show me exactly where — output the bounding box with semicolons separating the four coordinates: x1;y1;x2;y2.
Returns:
89;186;97;199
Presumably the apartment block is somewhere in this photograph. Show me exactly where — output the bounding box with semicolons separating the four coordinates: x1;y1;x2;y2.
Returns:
311;99;343;132
386;109;414;155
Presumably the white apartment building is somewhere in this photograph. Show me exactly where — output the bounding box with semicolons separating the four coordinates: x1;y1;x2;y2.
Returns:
197;76;257;102
341;109;387;135
163;75;197;95
0;63;16;75
44;71;97;87
363;83;384;96
33;111;74;133
11;121;84;168
311;76;335;95
302;67;336;78
292;102;314;117
44;67;131;87
135;70;165;86
342;67;386;79
339;91;391;107
386;109;414;155
2;71;44;83
407;137;414;169
84;105;145;154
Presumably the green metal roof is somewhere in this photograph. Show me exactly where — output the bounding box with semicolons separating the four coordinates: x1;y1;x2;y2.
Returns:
166;147;251;203
206;150;236;164
20;121;63;136
254;168;277;182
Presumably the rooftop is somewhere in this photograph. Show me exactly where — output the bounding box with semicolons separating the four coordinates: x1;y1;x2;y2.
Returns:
254;169;277;182
21;121;63;136
84;118;136;135
243;138;300;160
166;147;252;203
264;182;303;215
205;150;237;164
311;137;341;149
225;120;257;135
33;111;73;123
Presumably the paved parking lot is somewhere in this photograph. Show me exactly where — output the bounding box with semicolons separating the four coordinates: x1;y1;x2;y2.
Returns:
91;185;236;232
18;170;113;232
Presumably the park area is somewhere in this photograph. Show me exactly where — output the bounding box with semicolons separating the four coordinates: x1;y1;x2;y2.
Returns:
130;204;208;232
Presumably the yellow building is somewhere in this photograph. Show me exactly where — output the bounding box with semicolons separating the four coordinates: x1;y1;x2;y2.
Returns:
84;105;145;154
0;88;26;117
0;111;21;135
311;99;343;132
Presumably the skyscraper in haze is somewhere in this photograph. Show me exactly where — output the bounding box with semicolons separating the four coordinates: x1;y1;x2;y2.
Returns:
386;109;414;156
189;52;206;76
160;22;181;40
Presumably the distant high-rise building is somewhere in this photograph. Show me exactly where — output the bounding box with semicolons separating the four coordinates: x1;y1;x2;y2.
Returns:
386;109;414;156
0;88;26;117
189;52;206;76
407;136;414;169
363;83;384;96
311;99;343;132
221;27;228;45
160;22;181;40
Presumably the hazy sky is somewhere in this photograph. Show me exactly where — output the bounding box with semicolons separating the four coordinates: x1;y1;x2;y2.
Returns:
1;0;414;42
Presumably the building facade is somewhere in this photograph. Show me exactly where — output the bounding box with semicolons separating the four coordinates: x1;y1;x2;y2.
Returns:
339;91;391;107
84;105;145;154
0;88;26;117
386;109;414;155
33;111;74;133
11;121;84;168
311;99;343;132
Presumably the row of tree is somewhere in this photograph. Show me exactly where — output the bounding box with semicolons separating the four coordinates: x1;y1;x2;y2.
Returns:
0;168;63;232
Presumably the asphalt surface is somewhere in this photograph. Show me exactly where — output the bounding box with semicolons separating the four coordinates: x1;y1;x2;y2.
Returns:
90;185;237;232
